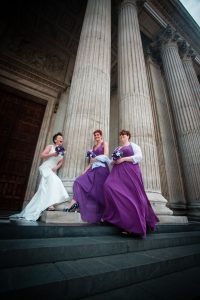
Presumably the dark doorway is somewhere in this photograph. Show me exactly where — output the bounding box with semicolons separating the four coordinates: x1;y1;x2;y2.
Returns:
0;89;46;211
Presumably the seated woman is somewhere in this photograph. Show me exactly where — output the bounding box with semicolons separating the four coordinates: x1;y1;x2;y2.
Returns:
102;130;159;237
66;129;110;224
10;132;69;221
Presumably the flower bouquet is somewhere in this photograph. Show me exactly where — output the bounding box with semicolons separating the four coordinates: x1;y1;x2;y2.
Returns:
86;150;96;159
55;145;65;156
112;149;123;161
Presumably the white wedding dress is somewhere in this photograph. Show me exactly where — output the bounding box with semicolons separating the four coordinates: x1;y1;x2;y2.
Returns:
10;145;69;221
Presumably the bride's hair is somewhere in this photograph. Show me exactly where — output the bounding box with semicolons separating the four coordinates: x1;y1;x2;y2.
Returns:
53;132;63;144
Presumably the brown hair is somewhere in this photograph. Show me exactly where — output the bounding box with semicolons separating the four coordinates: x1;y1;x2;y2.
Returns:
93;129;103;136
119;130;131;140
52;132;63;144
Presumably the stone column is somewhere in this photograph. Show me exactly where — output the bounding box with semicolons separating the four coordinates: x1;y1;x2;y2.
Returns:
159;26;200;218
61;0;111;194
118;0;172;218
146;53;186;215
181;44;200;111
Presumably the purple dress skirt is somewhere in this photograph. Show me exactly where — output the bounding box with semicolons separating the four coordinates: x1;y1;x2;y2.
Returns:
73;143;110;223
102;144;159;237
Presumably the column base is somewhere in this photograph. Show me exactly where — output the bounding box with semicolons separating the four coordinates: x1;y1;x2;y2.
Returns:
61;178;74;199
158;215;188;224
187;204;200;220
147;191;173;215
168;203;187;216
147;192;189;223
40;211;87;224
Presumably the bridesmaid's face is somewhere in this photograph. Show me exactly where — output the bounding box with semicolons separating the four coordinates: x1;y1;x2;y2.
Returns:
94;132;102;143
119;134;129;144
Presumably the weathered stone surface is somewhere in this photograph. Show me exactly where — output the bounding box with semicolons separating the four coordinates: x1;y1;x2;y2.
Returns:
61;0;111;191
118;0;172;217
40;211;86;224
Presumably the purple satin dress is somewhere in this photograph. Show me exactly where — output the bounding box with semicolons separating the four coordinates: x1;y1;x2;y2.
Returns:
103;144;159;237
73;143;110;223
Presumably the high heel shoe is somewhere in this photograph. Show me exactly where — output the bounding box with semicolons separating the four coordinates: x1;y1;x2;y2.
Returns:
66;202;79;212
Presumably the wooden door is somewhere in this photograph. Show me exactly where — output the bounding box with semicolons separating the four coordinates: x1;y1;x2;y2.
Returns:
0;89;46;211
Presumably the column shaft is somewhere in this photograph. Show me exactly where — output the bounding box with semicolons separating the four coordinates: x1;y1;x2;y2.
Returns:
118;0;172;215
161;40;200;212
182;57;200;110
61;0;111;192
146;57;186;214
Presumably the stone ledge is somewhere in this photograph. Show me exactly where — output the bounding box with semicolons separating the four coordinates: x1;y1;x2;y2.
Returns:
40;211;87;224
40;212;188;224
158;215;188;224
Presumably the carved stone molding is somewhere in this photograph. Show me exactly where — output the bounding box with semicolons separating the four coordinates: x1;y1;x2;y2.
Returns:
149;0;200;53
0;54;67;93
1;35;68;82
157;25;181;46
145;46;162;66
178;40;197;60
150;25;185;67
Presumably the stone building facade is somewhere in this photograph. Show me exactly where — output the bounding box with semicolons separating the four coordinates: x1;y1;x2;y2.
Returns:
0;0;199;221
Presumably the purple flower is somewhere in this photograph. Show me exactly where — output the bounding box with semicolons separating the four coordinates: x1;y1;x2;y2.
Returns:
55;145;65;156
86;150;96;159
112;149;123;161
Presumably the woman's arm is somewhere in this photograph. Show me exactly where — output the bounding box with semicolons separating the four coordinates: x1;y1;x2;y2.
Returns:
82;163;92;174
103;141;109;156
41;145;58;159
115;143;142;164
130;143;142;163
114;156;133;164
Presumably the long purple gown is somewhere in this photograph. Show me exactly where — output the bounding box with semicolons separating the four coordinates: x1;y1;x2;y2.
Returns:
73;143;110;223
103;144;159;237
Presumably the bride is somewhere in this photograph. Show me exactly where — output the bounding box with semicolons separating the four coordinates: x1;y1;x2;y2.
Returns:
10;132;69;221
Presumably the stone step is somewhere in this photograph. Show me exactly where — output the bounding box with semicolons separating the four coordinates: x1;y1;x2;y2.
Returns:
40;211;87;223
40;211;188;224
2;221;200;239
0;221;120;239
81;266;200;300
1;243;200;299
1;231;200;268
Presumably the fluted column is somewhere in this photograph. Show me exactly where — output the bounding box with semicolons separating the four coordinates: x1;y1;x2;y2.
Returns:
181;46;200;111
146;53;186;214
160;27;200;217
118;0;172;216
61;0;111;194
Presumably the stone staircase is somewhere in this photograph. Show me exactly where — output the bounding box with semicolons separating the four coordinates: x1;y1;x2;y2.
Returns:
0;221;200;300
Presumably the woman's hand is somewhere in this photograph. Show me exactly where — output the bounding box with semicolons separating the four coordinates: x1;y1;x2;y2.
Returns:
115;157;125;164
52;152;58;157
115;156;134;164
41;145;58;159
52;167;57;172
90;157;96;164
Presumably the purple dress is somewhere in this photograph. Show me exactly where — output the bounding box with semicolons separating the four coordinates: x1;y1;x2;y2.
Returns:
73;143;110;223
103;144;159;237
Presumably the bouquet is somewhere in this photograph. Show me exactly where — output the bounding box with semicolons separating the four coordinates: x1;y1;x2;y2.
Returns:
112;149;123;161
86;150;96;159
55;145;65;156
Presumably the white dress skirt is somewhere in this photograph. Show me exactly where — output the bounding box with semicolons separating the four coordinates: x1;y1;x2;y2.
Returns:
9;145;69;221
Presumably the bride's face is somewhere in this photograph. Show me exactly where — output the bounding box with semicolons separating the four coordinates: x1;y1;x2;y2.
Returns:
55;135;63;146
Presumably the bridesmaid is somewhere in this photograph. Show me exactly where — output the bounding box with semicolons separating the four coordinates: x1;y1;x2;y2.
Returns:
102;130;159;237
66;129;110;223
